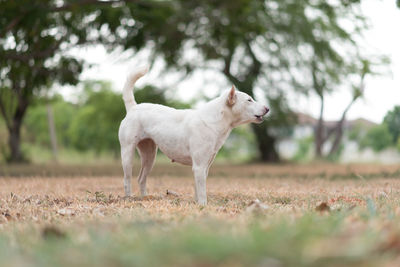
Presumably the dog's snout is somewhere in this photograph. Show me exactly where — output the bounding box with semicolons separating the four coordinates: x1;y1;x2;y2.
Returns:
264;106;270;114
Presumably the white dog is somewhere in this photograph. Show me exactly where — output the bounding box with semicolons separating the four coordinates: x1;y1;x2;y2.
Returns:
118;68;269;205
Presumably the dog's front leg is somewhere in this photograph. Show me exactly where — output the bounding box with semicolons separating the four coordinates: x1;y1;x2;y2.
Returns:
192;164;208;205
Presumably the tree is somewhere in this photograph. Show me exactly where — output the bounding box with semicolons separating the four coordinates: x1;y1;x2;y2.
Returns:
383;106;400;143
24;96;77;148
312;59;371;158
0;0;83;161
314;54;389;159
269;0;387;159
1;0;378;162
137;0;373;161
0;0;181;162
360;124;393;152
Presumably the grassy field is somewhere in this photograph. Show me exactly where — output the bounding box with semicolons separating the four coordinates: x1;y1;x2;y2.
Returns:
1;163;400;266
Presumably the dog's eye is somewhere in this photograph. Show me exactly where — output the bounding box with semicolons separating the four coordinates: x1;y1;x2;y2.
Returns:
247;99;253;102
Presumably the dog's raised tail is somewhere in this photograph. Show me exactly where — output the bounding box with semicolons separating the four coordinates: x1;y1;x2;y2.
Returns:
122;67;148;112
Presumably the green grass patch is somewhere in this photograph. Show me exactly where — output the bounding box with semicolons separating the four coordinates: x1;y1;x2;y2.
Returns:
0;211;397;267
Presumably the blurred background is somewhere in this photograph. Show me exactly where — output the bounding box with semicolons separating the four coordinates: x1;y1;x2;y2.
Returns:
0;0;399;166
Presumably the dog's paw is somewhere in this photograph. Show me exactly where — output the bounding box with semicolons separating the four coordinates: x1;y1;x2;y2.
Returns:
197;199;207;206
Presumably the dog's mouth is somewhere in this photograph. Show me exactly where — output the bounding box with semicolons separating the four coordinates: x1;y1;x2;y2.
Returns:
254;115;264;122
254;107;269;123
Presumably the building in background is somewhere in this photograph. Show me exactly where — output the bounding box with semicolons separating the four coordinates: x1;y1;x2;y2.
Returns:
277;113;400;163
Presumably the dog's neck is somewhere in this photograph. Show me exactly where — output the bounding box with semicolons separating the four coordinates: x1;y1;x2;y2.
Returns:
198;94;238;136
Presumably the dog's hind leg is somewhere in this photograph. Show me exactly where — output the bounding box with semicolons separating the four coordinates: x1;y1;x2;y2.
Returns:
121;142;135;197
137;139;157;196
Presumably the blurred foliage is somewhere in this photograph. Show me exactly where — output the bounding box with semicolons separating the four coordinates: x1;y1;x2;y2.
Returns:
135;0;380;161
347;105;400;154
347;122;364;142
292;136;314;162
25;97;77;148
0;0;85;161
397;137;400;152
327;143;344;162
360;124;393;152
0;0;180;161
68;81;124;155
383;105;400;144
0;0;387;162
217;125;257;162
3;209;400;266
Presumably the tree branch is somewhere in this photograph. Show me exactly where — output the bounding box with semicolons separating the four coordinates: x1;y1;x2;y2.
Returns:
0;14;24;38
244;41;262;78
328;74;366;156
312;59;326;156
222;48;242;89
0;0;146;39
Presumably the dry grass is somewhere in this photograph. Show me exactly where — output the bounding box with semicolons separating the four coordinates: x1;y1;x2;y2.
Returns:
1;163;400;266
2;161;399;178
0;163;399;224
0;173;399;224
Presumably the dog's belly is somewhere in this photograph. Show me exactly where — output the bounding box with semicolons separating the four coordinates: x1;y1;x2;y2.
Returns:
157;145;192;166
138;110;194;166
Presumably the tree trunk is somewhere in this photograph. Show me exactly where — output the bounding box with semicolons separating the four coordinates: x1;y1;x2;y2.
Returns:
328;99;356;157
328;122;344;156
251;123;280;162
8;116;24;162
7;98;29;163
315;95;325;158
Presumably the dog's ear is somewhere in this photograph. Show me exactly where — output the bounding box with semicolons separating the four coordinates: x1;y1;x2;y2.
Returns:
227;85;236;106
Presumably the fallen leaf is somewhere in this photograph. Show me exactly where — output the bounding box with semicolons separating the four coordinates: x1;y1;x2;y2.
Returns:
316;202;330;212
1;211;12;221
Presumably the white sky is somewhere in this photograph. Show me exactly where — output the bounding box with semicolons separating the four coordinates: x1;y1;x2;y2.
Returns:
63;0;400;123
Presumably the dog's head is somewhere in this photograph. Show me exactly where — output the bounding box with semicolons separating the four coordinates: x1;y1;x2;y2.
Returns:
224;86;269;126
